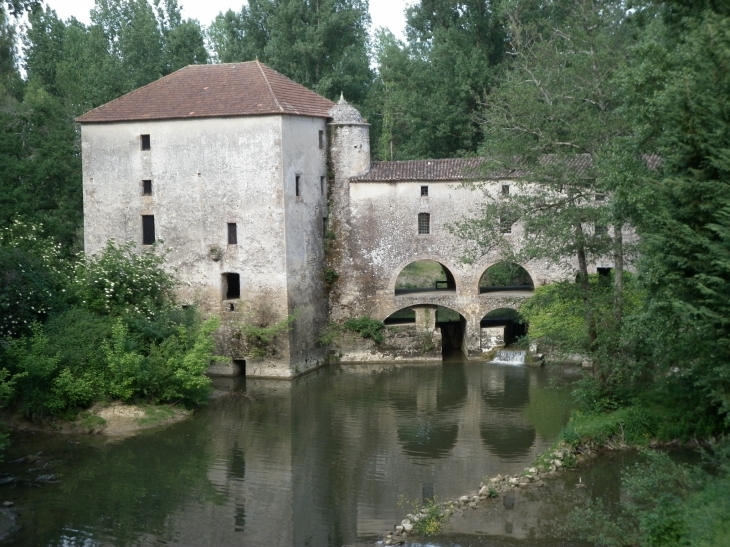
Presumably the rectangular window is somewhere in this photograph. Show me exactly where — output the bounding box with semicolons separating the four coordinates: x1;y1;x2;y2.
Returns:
500;216;513;234
594;223;608;236
502;184;510;196
142;179;152;195
318;130;324;149
320;176;325;195
421;185;428;196
228;223;238;245
141;134;151;151
418;213;430;234
222;272;240;300
295;175;301;197
142;215;155;244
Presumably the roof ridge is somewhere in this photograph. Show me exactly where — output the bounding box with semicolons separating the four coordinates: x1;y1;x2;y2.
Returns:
257;60;283;113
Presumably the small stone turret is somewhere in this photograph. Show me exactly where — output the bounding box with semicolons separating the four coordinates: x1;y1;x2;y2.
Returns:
327;94;371;178
326;95;371;321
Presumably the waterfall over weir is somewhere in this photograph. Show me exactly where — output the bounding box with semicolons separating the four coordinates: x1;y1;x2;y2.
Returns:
490;350;527;365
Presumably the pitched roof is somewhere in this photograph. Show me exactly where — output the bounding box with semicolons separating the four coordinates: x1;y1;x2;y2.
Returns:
351;159;489;182
351;154;663;182
76;61;335;123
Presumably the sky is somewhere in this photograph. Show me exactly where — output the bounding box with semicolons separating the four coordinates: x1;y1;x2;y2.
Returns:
41;0;411;41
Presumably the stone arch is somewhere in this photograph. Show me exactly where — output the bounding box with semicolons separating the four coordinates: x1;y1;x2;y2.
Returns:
383;306;416;325
477;261;535;295
390;256;460;294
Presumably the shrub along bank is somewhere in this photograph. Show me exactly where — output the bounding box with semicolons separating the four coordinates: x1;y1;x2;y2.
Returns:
0;225;219;427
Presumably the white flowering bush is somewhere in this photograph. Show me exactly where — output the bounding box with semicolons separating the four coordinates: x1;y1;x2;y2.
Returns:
74;240;176;317
0;220;70;339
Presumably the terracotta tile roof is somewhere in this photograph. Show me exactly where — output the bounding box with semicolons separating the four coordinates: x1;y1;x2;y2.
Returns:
76;61;335;123
351;159;489;182
352;154;662;182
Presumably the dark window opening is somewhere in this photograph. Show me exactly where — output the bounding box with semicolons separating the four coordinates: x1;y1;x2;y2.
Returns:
502;184;510;196
318;130;324;149
598;267;612;277
418;213;430;234
228;223;238;245
421;185;428;196
223;273;241;300
500;216;513;234
594;223;608;236
142;215;155;245
323;216;328;234
141;134;151;151
295;175;301;197
142;179;152;195
320;176;325;195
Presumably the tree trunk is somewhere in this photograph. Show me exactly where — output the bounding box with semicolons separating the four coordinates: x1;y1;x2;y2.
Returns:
575;222;598;349
613;222;624;326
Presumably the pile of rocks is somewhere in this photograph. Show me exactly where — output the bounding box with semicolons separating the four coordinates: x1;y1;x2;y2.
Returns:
381;443;588;545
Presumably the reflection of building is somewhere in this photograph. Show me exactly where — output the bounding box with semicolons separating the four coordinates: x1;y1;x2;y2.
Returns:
159;364;560;545
79;63;615;375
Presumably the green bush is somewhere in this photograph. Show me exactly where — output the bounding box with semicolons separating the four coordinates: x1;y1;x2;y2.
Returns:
343;316;386;343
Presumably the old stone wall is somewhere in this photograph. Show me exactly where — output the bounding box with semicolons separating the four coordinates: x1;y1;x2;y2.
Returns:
331;326;443;363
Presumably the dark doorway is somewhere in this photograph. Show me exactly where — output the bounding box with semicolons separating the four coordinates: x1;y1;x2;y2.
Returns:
436;306;466;359
223;273;241;300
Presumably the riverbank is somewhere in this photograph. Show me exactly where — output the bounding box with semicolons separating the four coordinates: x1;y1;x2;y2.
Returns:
0;402;191;437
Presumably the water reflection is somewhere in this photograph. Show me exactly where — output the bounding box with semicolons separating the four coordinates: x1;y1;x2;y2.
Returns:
3;362;575;547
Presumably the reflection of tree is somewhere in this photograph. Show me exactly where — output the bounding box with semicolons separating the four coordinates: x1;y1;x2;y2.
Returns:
15;418;220;547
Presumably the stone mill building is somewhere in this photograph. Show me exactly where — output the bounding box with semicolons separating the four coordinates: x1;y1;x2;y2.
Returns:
77;61;598;378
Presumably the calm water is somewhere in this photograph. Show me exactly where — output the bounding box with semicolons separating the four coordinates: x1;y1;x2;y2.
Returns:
1;361;582;547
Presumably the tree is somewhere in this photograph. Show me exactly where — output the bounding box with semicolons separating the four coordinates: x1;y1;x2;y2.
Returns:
208;0;372;103
628;5;730;422
366;0;506;160
452;0;641;350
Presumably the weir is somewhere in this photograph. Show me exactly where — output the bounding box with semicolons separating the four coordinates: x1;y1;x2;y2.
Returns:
490;350;528;365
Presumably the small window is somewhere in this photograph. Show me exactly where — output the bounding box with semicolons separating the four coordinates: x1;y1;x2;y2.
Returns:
500;216;513;234
320;176;325;195
318;130;324;149
295;175;301;197
421;186;428;197
502;184;510;196
141;134;151;151
222;273;240;300
323;216;328;234
228;223;238;245
594;223;608;236
142;180;152;195
418;213;430;234
142;215;155;244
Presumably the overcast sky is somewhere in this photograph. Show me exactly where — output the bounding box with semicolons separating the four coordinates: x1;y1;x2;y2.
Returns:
41;0;410;41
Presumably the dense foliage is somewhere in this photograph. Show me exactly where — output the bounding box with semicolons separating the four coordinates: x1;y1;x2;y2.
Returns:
0;234;218;419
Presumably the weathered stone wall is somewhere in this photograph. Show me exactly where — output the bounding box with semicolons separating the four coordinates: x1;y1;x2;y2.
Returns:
331;326;443;363
81;114;328;377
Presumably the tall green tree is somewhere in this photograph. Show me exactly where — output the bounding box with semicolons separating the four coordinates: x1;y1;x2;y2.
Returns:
208;0;372;103
367;0;506;160
628;4;730;421
451;0;641;352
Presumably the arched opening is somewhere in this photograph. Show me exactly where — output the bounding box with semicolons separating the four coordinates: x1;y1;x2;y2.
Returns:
395;260;456;295
383;307;416;325
480;308;527;350
479;262;534;294
436;306;467;360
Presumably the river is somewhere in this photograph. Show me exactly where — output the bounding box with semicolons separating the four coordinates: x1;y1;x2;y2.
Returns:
1;360;601;547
